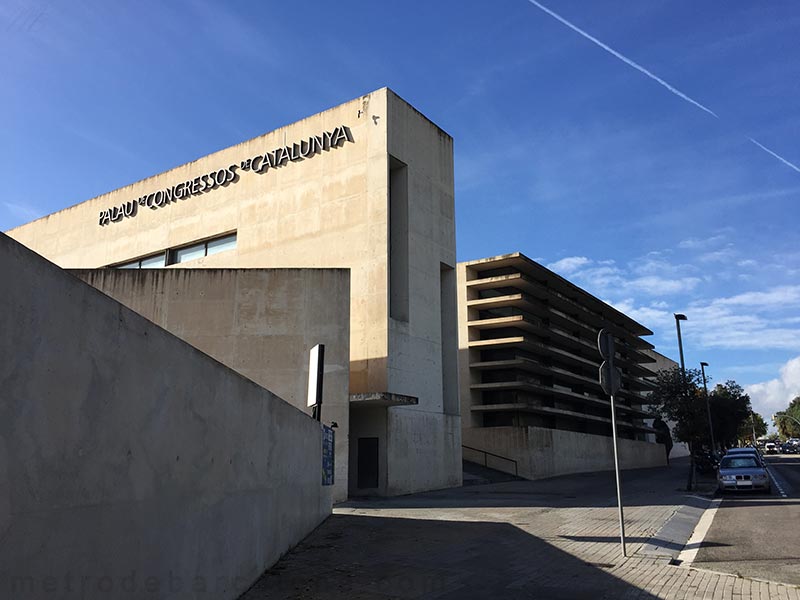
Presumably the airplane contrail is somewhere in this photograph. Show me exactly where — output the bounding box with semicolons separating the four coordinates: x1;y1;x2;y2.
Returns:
748;138;800;174
526;0;800;174
526;0;718;118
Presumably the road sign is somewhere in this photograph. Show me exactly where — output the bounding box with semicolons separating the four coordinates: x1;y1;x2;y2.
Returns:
598;328;622;395
597;328;614;360
599;361;622;395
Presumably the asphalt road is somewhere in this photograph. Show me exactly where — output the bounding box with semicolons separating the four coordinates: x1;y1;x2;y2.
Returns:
693;454;800;585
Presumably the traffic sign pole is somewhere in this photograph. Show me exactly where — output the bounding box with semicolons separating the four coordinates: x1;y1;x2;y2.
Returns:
598;329;627;558
609;391;627;557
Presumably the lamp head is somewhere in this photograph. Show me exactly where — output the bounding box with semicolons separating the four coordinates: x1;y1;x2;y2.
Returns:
674;313;688;321
700;361;709;367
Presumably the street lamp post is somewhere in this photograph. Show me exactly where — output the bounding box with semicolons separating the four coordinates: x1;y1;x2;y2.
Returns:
674;314;687;386
674;313;692;490
700;362;716;454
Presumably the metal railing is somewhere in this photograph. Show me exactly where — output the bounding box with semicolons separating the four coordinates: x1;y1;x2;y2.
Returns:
462;445;519;477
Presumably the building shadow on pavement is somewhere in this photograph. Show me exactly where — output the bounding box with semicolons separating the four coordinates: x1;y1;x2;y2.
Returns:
239;514;662;600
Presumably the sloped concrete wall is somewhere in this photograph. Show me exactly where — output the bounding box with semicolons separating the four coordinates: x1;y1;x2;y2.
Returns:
72;268;350;502
463;426;666;481
0;234;331;599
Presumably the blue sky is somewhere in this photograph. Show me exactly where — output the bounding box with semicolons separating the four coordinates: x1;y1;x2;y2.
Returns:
2;0;799;428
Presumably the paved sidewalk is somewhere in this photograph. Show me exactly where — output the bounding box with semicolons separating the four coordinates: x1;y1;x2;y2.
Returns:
240;461;800;599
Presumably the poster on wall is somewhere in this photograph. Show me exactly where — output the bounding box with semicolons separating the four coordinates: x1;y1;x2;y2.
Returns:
322;425;335;486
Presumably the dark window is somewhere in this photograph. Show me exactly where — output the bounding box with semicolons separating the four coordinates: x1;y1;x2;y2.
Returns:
389;156;409;321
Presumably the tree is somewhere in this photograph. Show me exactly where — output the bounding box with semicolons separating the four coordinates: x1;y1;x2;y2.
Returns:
774;396;800;439
737;412;767;445
648;367;753;451
708;381;752;449
648;366;706;449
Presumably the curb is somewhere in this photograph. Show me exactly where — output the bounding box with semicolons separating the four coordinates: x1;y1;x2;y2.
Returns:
675;495;721;566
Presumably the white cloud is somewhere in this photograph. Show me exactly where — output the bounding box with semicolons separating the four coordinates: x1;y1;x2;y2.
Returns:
712;286;800;309
544;252;800;353
547;256;592;274
746;356;800;421
630;256;697;277
609;300;671;330
697;245;737;263
547;255;701;298
626;275;702;295
678;234;727;250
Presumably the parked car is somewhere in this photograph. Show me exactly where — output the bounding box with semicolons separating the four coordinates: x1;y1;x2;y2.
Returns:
717;455;771;493
764;442;778;455
725;447;764;465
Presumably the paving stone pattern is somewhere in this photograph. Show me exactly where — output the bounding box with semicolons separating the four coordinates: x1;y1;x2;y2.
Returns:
240;463;800;600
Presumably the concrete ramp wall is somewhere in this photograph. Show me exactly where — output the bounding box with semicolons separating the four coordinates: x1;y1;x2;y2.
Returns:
463;426;667;481
71;267;350;502
0;233;331;599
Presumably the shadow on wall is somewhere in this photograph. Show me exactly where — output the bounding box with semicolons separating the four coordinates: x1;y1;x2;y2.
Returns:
239;513;663;600
348;357;388;396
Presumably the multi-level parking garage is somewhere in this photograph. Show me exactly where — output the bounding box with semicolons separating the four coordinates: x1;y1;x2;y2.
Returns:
458;253;664;479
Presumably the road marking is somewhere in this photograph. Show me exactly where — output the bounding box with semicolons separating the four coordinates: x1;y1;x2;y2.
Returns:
676;496;721;566
765;466;788;498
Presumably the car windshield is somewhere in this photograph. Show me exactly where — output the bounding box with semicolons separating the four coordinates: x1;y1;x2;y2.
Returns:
720;457;759;469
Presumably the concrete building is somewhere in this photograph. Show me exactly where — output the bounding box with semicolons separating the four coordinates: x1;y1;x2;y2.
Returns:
457;253;665;479
7;88;462;499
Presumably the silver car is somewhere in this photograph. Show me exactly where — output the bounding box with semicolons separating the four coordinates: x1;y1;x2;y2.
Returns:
725;447;764;466
717;455;771;493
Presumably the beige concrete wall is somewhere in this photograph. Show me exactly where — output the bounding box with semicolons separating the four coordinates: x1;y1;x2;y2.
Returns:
462;426;667;481
0;234;331;599
8;90;387;397
386;411;462;495
72;268;351;501
456;261;481;428
382;92;462;490
7;87;462;496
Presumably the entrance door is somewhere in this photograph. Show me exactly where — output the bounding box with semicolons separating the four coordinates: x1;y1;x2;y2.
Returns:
357;437;379;489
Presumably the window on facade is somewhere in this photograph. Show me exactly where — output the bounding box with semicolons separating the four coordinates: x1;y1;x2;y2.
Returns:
171;233;237;265
111;232;237;269
140;254;167;268
115;253;166;269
